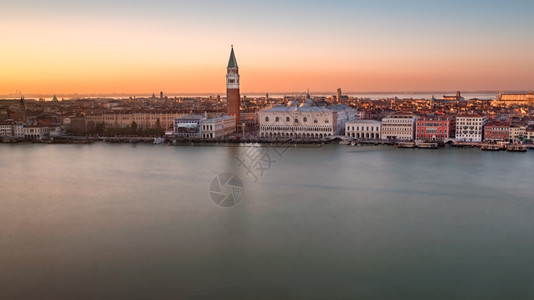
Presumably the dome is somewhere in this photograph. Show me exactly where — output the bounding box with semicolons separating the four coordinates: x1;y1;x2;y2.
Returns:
287;100;299;107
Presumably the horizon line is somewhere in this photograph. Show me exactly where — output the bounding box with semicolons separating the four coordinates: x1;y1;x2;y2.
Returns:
2;89;533;99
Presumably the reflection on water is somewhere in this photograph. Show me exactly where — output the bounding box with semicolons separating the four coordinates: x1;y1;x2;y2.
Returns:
1;143;533;299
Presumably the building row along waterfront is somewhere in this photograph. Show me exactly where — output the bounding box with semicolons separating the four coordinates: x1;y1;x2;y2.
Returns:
85;112;186;130
345;112;534;142
0;119;54;139
259;100;357;139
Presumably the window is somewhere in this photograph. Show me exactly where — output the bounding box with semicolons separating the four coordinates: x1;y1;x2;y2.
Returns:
294;118;299;123
265;117;269;122
314;120;318;123
275;117;279;122
286;117;290;122
303;117;307;122
325;119;329;123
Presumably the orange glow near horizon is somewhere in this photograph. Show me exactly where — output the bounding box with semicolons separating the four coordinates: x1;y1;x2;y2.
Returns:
1;2;533;96
2;43;533;95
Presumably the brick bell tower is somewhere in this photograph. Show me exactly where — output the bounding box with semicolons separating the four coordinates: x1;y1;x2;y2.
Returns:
226;45;240;129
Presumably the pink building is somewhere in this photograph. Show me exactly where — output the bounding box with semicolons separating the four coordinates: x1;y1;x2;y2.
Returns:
416;115;455;141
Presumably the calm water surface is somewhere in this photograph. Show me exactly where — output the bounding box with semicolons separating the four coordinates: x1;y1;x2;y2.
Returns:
1;143;534;299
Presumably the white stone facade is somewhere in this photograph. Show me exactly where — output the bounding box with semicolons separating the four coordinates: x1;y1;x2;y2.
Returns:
346;120;381;139
173;115;236;139
509;125;526;140
259;103;357;139
23;126;51;139
381;113;416;141
201;115;236;138
455;115;486;142
0;120;24;137
226;69;240;90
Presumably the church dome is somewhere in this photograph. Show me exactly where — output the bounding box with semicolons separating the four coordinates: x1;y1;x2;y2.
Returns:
287;100;299;107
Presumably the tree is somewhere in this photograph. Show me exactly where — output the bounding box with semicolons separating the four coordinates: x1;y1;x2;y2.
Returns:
87;121;95;133
95;122;105;135
131;121;138;133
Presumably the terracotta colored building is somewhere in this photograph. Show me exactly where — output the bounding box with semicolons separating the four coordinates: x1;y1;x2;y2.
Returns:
416;115;455;141
484;120;510;141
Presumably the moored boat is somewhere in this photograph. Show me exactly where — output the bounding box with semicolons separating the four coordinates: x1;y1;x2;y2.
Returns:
506;144;527;152
154;137;166;144
395;142;416;148
481;144;504;151
418;142;438;149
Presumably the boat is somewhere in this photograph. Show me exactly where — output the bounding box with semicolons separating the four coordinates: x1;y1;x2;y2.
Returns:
418;142;438;149
395;142;416;148
506;144;527;152
153;137;166;144
481;144;504;151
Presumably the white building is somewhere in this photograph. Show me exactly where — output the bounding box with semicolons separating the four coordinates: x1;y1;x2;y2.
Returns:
202;115;236;138
346;120;381;139
23;126;51;140
0;120;24;137
259;101;357;139
455;114;486;142
509;124;526;141
381;112;416;140
173;115;236;139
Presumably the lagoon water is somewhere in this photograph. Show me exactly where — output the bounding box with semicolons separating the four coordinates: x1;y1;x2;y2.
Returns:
1;143;534;299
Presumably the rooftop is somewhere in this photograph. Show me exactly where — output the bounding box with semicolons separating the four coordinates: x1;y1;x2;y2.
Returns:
457;114;483;118
263;104;353;113
346;119;381;124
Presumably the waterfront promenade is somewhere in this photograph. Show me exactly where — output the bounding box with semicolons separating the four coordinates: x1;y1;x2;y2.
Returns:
2;134;534;152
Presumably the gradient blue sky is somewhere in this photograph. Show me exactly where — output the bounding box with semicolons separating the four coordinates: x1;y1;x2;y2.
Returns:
1;0;533;94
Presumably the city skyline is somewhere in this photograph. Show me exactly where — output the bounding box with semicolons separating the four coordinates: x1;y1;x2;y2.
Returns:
2;0;533;95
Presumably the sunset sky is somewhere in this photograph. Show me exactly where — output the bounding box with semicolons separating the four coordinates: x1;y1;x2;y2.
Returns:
1;0;533;95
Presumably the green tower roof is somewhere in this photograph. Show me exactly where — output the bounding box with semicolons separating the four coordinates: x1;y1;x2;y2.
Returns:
227;46;238;68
